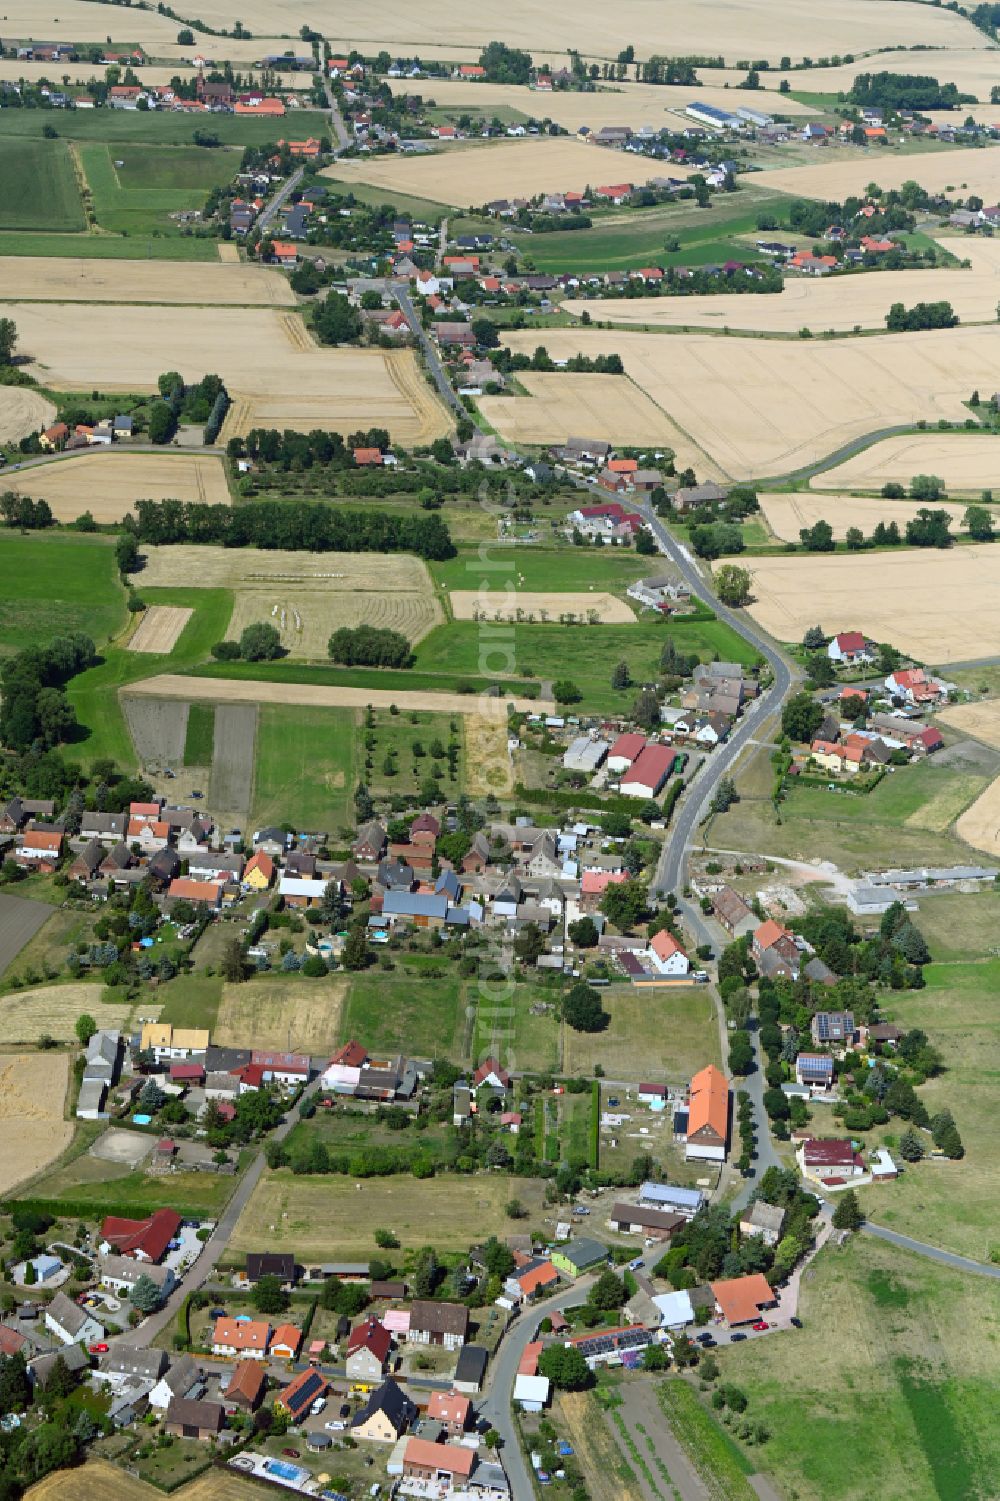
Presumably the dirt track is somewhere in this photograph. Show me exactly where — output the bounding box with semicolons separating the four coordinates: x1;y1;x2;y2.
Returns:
127;673;552;714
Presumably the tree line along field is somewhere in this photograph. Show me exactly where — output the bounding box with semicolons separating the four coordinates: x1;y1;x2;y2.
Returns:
0;139;85;232
813;432;1000;495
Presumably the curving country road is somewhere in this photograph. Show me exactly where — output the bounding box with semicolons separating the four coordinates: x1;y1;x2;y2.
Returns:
637;501;795;905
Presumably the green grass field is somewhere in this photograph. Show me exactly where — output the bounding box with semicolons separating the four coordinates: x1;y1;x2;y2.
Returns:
69;584;232;766
155;973;223;1031
472;983;561;1074
511;193;777;273
0;230;223;261
320;176;449;223
561;984;720;1081
0;139;84;232
412;618;759;709
719;1235;1000;1501
80;141;236;236
0;533;125;654
251;704;356;833
183;703;215;766
430;545;648;594
0;111;331;148
342;968;469;1062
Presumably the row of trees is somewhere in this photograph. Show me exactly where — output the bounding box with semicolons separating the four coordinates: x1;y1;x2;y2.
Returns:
128;498;456;560
885;299;958;332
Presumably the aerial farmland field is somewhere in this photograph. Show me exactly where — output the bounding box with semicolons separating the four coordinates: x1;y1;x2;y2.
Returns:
0;139;84;232
79;142;237;237
756;491;981;542
0;533;125;654
733;545;1000;661
0;255;295;305
7;304;451;443
813;432;1000;494
10;452;231;522
498;324;1000;478
479;371;689;449
755;142;1000;204
0;387;56;444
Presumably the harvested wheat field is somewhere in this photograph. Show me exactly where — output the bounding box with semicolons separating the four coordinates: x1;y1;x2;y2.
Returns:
292;0;978;64
127;605;193;655
755;143;1000;204
0;0;178;44
215;977;347;1052
450;589;635;623
480;372;681;447
0;387;55;444
757;491;979;543
0;982;130;1045
137;545;443;655
498;325;1000;478
26;1462;259;1501
10;451;231;521
465;710;515;797
217;242;241;263
327;136;693;207
9;305;450;445
0;1053;73;1195
937;700;1000;854
812;432;1000;495
0;256;295;306
736;546;1000;662
745;48;1000;101
129;673;551;714
564;239;1000;332
385;78;811;130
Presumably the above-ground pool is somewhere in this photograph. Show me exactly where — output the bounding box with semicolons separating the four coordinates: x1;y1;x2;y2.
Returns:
264;1459;309;1484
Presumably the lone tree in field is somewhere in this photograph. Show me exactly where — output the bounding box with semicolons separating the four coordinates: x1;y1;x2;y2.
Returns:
561;982;608;1034
715;563;752;606
832;1189;863;1231
239;622;282;661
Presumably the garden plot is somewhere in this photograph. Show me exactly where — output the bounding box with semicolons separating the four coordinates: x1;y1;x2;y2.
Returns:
498;324;1000;478
735;545;1000;662
10;452;231;522
8;305;450;445
127;605;193;654
0;895;55;980
0;1053;73;1196
123;695;189;769
757;492;977;542
812;432;1000;496
0;982;130;1044
0;387;55;444
449;589;635;623
137;545;443;655
563;239;1000;332
0;256;294;306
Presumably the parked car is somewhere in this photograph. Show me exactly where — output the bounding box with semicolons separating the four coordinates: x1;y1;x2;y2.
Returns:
628;1258;644;1272
310;1398;326;1416
752;1321;769;1331
88;1343;109;1354
730;1332;747;1342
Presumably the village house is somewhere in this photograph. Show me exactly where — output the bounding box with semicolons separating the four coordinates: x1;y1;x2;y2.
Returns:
827;630;875;665
99;1208;181;1263
212;1318;271;1360
812;1010;855;1047
710;1273;777;1326
646;929;690;976
165;1396;225;1442
407;1301;469;1350
752;918;801;980
346;1318;392;1382
798;1136;866;1183
276;1368;328;1423
351;1377;417;1442
795;1052;836;1092
45;1291;104;1347
426;1389;471;1436
738;1201;785;1246
402;1438;476;1485
684;1064;730;1162
222;1360;266;1413
14;829;63;873
710;885;756;937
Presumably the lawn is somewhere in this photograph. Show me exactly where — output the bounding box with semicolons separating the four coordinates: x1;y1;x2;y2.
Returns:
719;1234;1000;1501
412;617;759;710
24;1159;237;1219
858;956;1000;1260
561;984;720;1082
0;533;125;654
182;703;214;766
251;704;357;833
79;142;235;237
0;138;84;232
230;1171;550;1262
155;974;223;1032
321;175;449;223
68;585;232;766
341;969;469;1062
430;545;648;594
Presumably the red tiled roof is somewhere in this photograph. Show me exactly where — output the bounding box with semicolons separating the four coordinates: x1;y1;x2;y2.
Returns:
101;1208;181;1262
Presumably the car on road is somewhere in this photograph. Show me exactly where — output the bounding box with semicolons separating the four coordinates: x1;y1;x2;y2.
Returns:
88;1342;109;1354
752;1321;769;1331
730;1332;747;1342
628;1258;644;1272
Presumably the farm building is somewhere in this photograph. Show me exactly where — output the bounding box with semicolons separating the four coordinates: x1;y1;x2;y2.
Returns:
684;1064;730;1162
620;744;675;798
